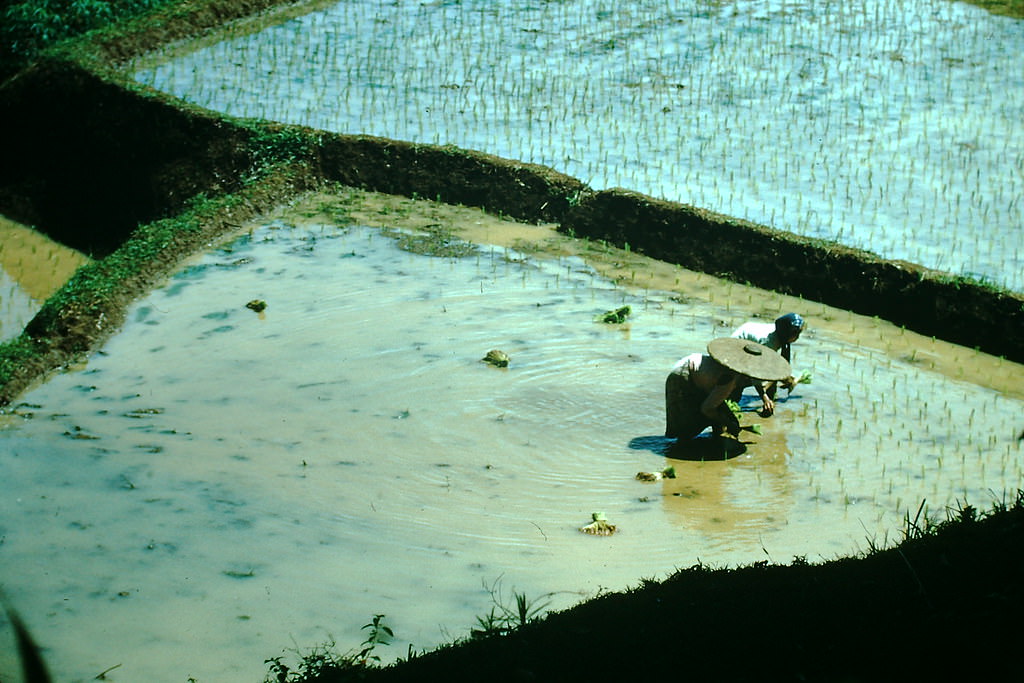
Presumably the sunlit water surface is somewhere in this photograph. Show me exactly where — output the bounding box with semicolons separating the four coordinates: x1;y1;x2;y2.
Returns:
0;218;89;342
1;222;1021;682
132;0;1024;291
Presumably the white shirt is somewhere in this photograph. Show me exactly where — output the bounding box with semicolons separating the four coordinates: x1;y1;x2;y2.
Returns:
732;321;781;351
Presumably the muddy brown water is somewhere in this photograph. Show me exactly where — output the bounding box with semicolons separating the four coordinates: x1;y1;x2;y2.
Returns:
0;195;1020;682
0;216;90;342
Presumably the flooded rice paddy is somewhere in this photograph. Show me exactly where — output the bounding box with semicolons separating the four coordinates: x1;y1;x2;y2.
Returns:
3;0;1024;676
1;215;1021;682
0;217;89;343
131;0;1024;291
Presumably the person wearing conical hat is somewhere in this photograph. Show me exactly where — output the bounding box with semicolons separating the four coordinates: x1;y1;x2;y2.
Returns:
730;312;806;414
665;338;791;440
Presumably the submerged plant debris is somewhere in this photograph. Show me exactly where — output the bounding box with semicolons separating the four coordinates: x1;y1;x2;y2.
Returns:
386;225;478;258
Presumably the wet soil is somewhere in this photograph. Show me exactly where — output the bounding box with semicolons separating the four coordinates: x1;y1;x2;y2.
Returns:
0;1;1022;680
289;190;1024;401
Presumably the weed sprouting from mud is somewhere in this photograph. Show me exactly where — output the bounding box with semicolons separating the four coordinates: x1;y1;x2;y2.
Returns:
471;578;555;639
263;614;396;683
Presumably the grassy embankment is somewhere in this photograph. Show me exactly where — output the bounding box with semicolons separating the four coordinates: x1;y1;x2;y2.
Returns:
0;1;1022;681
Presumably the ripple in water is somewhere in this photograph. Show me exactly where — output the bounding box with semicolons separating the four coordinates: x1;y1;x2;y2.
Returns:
0;223;1020;682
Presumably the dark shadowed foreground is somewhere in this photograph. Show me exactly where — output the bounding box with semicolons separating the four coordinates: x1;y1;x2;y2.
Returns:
0;2;1022;682
274;499;1024;683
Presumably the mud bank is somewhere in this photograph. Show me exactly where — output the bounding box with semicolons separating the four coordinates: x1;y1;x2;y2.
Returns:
1;58;1021;379
359;500;1024;683
0;58;262;256
562;190;1024;361
0;2;1022;682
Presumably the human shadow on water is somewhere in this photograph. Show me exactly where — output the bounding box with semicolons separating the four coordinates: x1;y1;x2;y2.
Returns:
628;434;747;461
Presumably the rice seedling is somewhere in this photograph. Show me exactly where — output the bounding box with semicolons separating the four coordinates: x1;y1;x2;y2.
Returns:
130;0;1023;293
580;511;617;536
2;3;1022;680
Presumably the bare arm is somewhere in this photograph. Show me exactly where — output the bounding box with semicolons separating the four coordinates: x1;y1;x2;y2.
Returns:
754;381;775;416
701;381;740;435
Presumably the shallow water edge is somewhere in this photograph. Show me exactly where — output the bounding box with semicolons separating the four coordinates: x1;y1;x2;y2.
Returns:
1;203;1020;682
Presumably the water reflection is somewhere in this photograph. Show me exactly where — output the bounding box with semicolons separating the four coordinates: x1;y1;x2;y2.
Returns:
659;448;792;538
0;221;1020;683
630;415;794;537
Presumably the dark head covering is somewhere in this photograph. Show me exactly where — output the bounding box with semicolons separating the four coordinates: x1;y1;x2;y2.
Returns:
774;313;805;362
775;313;805;336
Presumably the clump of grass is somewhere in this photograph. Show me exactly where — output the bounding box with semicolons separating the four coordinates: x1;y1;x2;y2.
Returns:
0;336;43;392
481;349;510;368
790;370;813;386
471;579;554;639
0;0;174;77
263;614;395;683
245;125;322;181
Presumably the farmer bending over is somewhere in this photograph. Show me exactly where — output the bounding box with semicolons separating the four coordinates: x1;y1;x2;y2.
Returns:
730;312;806;415
665;338;791;440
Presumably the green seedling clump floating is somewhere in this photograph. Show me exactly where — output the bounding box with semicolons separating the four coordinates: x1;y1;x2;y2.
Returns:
636;466;677;482
580;511;616;535
481;349;510;367
596;306;631;324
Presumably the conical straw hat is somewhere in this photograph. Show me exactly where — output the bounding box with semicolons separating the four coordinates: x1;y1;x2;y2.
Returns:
707;337;791;380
